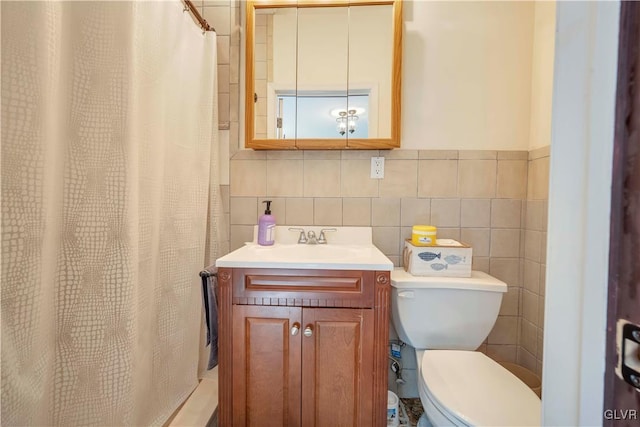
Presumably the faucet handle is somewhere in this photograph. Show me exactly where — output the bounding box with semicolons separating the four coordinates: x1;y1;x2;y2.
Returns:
318;228;337;244
288;227;307;244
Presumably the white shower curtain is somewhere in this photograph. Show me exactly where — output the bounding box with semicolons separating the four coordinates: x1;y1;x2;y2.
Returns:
1;1;221;425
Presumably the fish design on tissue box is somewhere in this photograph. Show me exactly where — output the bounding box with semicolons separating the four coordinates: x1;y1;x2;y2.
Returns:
403;239;472;277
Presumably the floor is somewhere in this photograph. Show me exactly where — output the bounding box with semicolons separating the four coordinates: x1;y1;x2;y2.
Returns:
167;366;420;427
400;398;424;426
166;367;218;427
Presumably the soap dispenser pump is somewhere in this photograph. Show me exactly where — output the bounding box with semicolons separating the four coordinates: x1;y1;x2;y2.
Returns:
258;200;276;246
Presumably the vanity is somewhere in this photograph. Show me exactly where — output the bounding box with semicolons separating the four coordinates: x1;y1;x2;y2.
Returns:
215;227;393;426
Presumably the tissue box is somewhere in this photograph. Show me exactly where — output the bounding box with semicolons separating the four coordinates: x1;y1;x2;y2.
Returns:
403;239;472;277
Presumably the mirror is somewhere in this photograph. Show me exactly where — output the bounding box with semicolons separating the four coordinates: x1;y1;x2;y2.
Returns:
245;0;402;150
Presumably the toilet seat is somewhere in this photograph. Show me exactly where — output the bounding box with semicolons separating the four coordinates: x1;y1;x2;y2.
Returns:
418;350;541;426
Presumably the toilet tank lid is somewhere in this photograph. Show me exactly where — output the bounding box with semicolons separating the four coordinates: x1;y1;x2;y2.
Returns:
390;268;507;292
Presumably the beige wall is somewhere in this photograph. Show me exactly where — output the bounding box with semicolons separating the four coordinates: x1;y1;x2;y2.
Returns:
529;1;556;150
206;0;555;176
197;0;554;396
402;1;535;150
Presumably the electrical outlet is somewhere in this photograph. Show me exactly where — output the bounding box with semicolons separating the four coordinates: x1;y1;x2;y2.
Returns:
370;156;384;179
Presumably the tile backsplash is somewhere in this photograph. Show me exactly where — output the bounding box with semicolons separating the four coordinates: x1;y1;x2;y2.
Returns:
224;149;531;396
518;145;550;378
227;150;527;264
219;147;549;397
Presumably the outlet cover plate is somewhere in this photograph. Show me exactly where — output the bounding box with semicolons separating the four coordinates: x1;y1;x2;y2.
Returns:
371;157;385;179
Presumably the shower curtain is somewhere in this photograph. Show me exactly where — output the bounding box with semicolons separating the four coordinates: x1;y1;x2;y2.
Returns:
1;1;221;425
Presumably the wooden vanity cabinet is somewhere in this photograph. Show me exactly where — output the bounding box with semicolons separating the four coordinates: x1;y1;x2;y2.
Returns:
217;267;391;427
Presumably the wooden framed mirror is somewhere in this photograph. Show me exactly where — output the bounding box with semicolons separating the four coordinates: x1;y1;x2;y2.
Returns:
245;0;403;150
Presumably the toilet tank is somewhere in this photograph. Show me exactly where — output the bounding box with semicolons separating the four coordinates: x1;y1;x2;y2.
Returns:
390;269;507;350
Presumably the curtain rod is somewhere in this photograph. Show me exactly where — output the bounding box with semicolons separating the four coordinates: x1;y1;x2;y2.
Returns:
183;0;216;33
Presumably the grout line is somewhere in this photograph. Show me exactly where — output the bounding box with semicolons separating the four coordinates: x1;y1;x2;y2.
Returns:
493;158;499;199
455;158;460;198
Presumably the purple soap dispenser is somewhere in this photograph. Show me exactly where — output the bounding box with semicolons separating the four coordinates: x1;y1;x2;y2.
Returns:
258;200;276;246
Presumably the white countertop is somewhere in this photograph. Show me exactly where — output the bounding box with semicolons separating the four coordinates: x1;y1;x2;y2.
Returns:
216;226;394;271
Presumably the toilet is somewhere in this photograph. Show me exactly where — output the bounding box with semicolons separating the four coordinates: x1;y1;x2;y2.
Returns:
390;268;541;427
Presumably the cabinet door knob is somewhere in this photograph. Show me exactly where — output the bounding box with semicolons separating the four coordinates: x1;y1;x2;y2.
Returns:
291;323;300;336
304;326;313;337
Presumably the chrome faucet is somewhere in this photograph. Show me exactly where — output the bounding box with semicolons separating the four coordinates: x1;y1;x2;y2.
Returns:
288;228;337;244
317;228;336;244
288;227;307;244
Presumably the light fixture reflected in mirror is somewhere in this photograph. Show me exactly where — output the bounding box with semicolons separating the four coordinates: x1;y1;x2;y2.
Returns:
336;111;348;135
331;108;364;136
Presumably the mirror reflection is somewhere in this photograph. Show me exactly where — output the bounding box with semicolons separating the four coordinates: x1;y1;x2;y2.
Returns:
246;1;401;149
253;8;295;139
252;4;394;142
296;7;348;140
348;5;393;139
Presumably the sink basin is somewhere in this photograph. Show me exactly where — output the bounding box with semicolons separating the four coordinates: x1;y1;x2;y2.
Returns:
245;243;370;262
215;226;394;271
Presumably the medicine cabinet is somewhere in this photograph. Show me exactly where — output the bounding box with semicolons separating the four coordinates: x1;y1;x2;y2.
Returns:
245;0;403;150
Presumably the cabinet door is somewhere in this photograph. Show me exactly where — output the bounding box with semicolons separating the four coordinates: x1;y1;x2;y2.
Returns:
233;305;302;427
301;308;375;427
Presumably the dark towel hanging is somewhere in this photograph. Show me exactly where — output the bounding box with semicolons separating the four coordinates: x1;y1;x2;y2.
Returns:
200;266;218;370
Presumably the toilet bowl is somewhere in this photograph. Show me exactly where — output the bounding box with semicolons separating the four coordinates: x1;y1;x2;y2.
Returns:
390;268;541;426
417;350;540;426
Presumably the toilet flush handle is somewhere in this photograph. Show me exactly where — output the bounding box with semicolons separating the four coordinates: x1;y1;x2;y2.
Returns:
397;291;414;299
